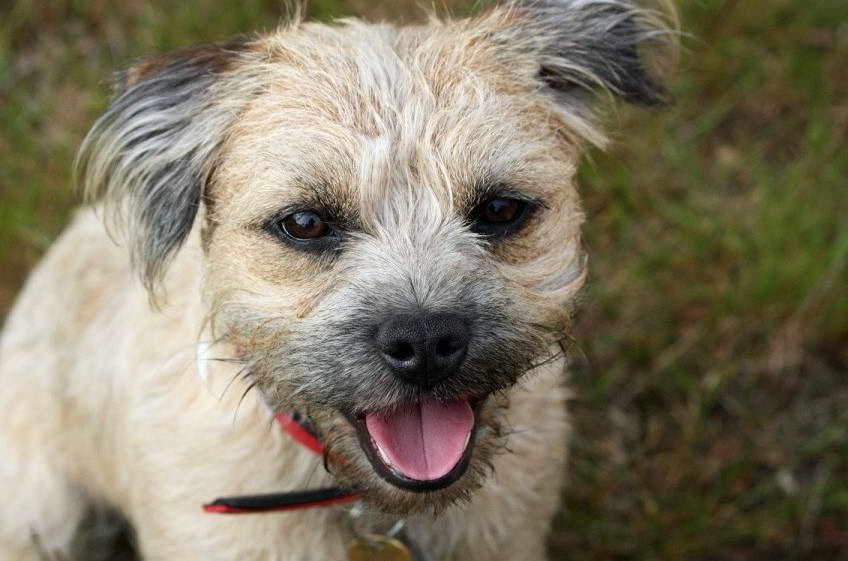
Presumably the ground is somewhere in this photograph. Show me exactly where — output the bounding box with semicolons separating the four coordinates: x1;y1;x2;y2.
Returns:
0;0;846;559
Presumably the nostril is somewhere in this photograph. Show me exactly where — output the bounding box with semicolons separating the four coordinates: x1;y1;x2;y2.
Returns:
374;312;471;385
435;336;463;358
385;340;415;362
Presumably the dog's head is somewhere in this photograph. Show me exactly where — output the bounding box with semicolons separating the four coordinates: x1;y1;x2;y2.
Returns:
77;1;675;514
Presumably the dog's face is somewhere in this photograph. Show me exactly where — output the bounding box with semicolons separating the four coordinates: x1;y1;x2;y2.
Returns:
77;1;673;514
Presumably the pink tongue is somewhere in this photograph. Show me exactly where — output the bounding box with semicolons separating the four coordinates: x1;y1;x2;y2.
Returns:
365;399;474;481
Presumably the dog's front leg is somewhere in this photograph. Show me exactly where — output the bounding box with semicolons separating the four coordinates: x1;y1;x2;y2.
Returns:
0;449;88;561
129;505;349;561
113;378;351;561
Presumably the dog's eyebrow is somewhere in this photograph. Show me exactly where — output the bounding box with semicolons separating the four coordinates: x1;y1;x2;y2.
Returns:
291;179;362;231
460;180;548;215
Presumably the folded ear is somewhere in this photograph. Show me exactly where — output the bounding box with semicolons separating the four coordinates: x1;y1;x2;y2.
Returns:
76;41;252;295
476;0;677;144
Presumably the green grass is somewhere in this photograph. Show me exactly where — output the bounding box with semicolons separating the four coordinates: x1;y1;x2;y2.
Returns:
1;0;846;559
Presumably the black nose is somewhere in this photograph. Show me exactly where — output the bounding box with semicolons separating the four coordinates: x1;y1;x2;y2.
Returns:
375;313;471;387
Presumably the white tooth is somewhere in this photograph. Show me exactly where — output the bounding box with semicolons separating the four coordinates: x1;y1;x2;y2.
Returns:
372;438;392;465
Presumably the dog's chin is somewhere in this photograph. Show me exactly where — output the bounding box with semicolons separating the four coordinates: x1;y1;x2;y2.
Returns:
314;394;507;516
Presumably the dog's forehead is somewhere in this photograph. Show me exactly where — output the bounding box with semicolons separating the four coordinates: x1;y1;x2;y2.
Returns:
216;20;574;226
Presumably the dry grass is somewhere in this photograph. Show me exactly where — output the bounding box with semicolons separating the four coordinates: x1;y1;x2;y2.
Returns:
1;0;846;559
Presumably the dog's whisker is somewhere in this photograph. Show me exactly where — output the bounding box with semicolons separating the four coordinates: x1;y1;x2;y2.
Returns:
218;364;253;402
301;456;325;489
232;380;260;426
204;355;247;364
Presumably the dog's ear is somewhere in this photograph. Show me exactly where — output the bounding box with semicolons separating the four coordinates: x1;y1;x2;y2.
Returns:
76;41;252;296
475;0;677;144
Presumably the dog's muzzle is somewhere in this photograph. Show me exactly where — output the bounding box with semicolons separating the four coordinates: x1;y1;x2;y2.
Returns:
344;311;481;491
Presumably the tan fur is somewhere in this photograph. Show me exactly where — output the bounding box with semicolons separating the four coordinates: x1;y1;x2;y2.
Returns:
0;2;675;559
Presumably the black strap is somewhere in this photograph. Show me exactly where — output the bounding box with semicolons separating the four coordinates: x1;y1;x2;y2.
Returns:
204;486;358;513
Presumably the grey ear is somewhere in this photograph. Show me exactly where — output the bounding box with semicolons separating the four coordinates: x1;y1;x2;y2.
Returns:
76;41;250;295
488;0;676;107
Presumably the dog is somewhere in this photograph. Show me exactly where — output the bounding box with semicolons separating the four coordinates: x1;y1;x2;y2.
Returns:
0;1;675;559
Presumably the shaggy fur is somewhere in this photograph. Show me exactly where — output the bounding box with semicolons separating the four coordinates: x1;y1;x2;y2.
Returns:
0;1;675;560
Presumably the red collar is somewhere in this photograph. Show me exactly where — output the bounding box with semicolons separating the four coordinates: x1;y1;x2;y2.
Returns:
203;411;360;514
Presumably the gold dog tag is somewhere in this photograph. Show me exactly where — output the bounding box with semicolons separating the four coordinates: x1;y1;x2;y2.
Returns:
347;534;413;561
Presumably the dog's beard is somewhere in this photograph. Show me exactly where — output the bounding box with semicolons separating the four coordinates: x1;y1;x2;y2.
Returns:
217;277;570;513
248;303;559;409
230;322;565;514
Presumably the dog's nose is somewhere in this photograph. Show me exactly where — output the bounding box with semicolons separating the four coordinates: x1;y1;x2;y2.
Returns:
375;313;471;387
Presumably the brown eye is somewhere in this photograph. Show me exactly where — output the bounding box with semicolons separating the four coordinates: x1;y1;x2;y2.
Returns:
470;197;532;238
482;198;521;223
281;211;329;240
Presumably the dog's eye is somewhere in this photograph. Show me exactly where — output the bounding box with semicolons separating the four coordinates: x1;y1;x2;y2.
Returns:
480;198;522;223
280;211;330;240
470;197;531;238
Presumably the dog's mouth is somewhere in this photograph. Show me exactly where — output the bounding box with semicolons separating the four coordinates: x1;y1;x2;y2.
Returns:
348;397;483;492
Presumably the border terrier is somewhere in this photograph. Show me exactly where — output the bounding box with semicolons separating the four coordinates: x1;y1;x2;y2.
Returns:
0;1;675;559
